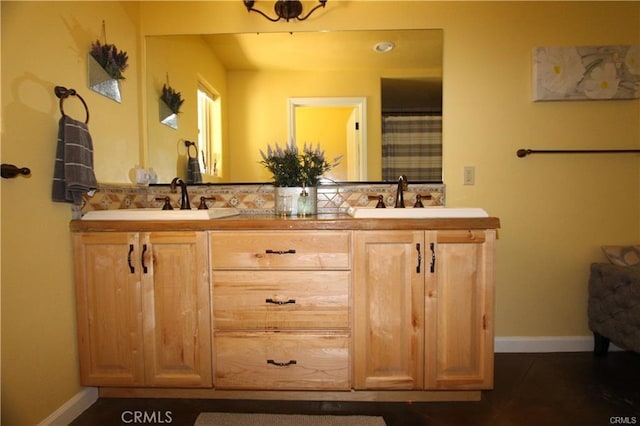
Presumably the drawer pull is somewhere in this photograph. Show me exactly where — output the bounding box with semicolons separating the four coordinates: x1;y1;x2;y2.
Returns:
267;359;297;367
265;249;296;255
265;298;296;305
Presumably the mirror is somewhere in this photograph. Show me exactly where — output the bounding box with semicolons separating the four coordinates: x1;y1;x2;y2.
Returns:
145;29;443;184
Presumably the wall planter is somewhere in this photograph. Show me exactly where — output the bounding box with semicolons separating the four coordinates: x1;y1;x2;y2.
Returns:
159;101;177;129
159;84;184;130
88;54;121;103
87;40;128;103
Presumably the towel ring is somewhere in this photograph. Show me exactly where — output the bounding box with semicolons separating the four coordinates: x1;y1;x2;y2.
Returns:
185;140;198;159
54;86;89;124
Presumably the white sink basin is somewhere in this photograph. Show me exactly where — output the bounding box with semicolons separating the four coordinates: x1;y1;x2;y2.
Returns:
347;207;488;219
81;208;240;220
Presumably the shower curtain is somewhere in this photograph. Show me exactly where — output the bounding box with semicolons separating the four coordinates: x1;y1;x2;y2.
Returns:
382;114;442;181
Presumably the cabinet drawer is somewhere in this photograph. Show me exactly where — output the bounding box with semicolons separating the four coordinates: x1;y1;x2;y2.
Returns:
213;271;350;330
214;332;350;390
210;231;350;270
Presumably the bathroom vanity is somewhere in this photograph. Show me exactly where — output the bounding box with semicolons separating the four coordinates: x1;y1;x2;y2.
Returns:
70;213;499;401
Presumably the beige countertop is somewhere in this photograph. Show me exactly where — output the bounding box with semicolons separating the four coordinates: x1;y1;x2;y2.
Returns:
70;213;500;232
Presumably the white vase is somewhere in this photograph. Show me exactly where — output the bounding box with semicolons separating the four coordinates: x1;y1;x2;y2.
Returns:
274;186;317;217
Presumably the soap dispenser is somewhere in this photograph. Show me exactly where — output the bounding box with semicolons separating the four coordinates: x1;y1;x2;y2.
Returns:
297;188;309;217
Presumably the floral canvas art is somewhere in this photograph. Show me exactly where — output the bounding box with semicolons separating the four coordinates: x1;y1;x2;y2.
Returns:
533;45;640;101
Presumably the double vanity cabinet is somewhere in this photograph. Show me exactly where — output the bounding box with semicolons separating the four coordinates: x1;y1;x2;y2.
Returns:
70;214;499;401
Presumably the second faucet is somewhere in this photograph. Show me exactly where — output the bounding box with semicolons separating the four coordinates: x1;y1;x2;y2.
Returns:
170;177;191;210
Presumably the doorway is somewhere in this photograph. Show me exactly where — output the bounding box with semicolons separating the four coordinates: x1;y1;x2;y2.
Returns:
288;97;367;181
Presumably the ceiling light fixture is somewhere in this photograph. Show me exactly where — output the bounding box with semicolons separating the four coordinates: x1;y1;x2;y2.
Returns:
373;41;395;53
243;0;328;22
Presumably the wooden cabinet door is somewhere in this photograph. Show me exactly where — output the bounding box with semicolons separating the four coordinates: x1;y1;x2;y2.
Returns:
141;231;212;387
73;232;144;386
425;230;495;390
353;231;424;389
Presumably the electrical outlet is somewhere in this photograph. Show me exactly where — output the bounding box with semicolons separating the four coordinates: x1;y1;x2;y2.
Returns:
464;166;475;185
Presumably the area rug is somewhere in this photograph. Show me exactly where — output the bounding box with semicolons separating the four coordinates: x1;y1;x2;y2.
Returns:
194;412;387;426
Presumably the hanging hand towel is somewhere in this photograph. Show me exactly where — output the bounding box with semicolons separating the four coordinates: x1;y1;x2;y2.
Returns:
187;157;203;184
186;142;203;184
52;116;98;205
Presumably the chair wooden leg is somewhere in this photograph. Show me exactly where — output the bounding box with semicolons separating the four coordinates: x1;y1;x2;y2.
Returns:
593;332;610;356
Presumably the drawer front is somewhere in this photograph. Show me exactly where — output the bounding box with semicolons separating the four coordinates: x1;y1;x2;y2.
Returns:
214;332;350;390
213;271;350;330
210;231;350;270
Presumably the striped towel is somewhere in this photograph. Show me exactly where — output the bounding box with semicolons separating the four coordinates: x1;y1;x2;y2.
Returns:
187;156;203;184
52;116;97;205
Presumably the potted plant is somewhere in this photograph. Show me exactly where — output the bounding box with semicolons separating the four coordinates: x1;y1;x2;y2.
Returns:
88;40;128;102
260;140;341;216
89;40;128;80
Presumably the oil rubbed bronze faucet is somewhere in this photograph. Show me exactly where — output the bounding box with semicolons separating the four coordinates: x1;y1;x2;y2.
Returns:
395;174;408;208
170;177;191;210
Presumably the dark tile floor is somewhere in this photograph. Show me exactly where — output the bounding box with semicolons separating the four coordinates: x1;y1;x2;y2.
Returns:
71;352;640;426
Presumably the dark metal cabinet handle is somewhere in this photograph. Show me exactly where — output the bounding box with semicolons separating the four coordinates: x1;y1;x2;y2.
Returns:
267;359;297;367
430;242;436;273
416;243;422;273
127;244;135;273
265;298;296;305
141;244;148;274
265;249;296;255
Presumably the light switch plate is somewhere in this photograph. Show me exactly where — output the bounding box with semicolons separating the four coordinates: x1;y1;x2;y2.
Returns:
464;166;475;185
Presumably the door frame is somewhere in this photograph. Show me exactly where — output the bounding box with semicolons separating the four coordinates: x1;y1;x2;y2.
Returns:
288;97;367;181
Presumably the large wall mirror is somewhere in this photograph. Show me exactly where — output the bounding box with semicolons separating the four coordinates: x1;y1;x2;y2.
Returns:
145;29;443;184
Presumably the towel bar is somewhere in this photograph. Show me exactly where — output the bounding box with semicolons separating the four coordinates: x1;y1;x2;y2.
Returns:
517;148;640;158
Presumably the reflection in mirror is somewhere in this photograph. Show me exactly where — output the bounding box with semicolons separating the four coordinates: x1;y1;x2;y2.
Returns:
145;29;443;184
289;97;367;181
381;77;442;181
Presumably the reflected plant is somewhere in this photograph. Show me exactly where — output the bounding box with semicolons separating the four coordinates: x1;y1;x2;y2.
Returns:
161;84;185;114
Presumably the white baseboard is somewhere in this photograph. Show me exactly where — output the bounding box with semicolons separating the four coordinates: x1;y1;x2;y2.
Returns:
38;387;98;426
495;336;621;353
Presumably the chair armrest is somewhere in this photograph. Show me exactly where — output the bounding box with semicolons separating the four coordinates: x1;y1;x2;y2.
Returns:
589;263;640;301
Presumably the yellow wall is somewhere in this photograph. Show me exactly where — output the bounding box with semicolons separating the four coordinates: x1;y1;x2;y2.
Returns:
1;2;142;424
2;1;639;424
295;106;353;182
